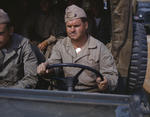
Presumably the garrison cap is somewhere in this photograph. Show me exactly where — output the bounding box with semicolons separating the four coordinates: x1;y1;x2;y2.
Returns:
65;4;87;22
0;9;10;24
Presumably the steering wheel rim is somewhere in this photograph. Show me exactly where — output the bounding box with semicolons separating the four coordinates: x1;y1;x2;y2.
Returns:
46;63;104;91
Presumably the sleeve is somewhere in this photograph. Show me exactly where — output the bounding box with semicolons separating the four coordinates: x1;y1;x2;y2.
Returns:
46;35;57;45
12;40;38;88
46;41;62;65
99;43;118;91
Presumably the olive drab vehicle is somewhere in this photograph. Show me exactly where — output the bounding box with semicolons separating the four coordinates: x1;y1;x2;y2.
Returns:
0;0;150;117
110;0;150;96
110;0;147;92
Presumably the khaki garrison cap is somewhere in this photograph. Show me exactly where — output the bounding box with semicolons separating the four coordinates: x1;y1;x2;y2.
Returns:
0;9;10;24
65;4;87;22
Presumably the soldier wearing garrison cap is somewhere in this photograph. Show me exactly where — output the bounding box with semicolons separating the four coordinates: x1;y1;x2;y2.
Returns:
0;9;38;88
37;5;118;92
0;9;10;24
65;4;87;22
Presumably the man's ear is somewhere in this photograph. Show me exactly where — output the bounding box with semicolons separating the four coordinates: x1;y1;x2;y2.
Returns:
9;26;14;36
85;21;88;30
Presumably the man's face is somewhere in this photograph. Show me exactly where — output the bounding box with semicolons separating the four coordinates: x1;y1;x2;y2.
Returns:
0;24;11;49
66;18;88;41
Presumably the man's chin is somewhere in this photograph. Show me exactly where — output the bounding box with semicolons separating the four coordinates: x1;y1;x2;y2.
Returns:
69;36;77;40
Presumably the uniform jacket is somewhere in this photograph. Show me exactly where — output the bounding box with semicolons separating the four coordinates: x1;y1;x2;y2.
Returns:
0;34;38;88
47;35;118;92
110;0;133;77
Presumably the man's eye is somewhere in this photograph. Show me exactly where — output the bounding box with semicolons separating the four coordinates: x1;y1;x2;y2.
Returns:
67;25;71;27
67;26;71;29
74;25;80;27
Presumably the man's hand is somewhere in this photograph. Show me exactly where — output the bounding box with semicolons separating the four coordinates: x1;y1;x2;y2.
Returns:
38;40;48;51
37;62;54;75
96;77;108;91
38;35;57;51
37;62;48;75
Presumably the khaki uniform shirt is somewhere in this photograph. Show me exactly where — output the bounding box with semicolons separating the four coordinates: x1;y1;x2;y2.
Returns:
0;34;38;88
47;35;118;92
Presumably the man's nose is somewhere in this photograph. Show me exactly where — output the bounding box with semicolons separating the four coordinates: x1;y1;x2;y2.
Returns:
70;27;75;32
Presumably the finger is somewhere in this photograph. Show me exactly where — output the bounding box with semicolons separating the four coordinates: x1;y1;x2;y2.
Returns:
41;46;46;50
38;44;41;48
46;69;54;74
46;69;50;73
97;84;104;90
99;81;105;85
101;78;108;84
37;63;46;74
37;68;44;74
96;77;102;83
40;47;44;51
97;84;107;90
37;67;41;74
99;81;107;87
97;78;108;91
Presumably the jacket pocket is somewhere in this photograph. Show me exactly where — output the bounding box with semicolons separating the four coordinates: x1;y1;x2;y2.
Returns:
5;63;24;82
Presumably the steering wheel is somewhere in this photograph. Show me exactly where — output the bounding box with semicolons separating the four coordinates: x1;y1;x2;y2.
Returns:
46;63;104;91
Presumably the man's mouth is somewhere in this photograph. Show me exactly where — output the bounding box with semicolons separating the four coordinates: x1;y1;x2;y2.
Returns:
69;33;76;36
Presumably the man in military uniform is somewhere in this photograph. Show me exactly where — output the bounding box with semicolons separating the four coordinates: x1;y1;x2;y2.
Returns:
37;5;118;92
0;9;38;88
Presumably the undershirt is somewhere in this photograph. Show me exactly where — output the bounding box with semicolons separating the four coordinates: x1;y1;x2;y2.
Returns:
75;48;81;54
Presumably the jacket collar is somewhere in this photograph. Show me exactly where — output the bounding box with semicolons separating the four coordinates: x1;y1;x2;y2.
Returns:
88;35;97;49
3;34;21;63
64;35;97;60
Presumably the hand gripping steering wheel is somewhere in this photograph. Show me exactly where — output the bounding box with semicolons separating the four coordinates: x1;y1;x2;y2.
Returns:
46;63;104;91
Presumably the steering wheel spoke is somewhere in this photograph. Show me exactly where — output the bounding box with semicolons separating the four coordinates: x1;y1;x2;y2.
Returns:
46;63;103;91
74;68;84;79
